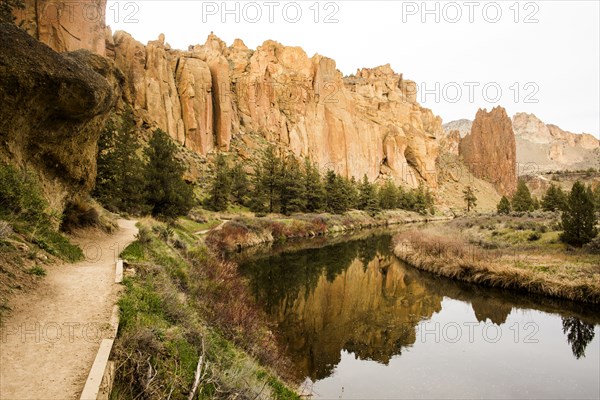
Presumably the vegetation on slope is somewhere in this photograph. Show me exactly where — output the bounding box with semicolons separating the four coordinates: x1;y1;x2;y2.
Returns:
112;218;299;399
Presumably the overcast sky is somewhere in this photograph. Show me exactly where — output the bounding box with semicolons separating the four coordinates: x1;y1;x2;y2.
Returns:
106;0;599;138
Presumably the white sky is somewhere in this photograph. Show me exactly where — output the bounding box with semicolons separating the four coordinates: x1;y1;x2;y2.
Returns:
106;0;600;138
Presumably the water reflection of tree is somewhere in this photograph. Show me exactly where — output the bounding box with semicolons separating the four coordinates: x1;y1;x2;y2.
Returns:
561;317;596;359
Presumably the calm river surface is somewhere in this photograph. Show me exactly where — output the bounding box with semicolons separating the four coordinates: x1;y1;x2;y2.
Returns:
235;230;600;399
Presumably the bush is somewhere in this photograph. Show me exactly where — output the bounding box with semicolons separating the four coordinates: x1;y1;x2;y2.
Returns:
60;199;100;233
27;265;47;276
528;231;542;241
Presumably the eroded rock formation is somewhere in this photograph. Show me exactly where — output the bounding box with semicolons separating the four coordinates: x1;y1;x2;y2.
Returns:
14;0;107;55
0;23;121;211
459;107;517;196
512;113;600;172
108;33;441;187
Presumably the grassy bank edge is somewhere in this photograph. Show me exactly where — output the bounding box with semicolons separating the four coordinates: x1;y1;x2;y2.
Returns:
393;233;600;304
207;209;452;251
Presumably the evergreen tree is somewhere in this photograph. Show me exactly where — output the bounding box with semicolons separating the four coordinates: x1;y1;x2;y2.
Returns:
462;186;477;212
303;158;325;212
324;170;347;214
94;110;147;214
229;162;249;206
280;155;306;215
344;176;360;210
144;129;194;219
497;196;512;214
357;174;379;213
560;181;598;247
0;0;24;24
260;146;283;213
205;153;231;211
592;185;600;215
512;180;534;212
379;181;399;210
412;183;433;215
542;184;568;212
532;196;540;210
249;162;268;213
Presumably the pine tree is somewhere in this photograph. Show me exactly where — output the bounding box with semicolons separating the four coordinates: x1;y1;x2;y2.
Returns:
206;153;231;212
94;110;147;214
344;176;360;210
358;174;379;213
260;146;283;213
229;162;249;206
462;186;477;212
279;154;306;215
560;181;598;247
512;180;534;212
497;196;512;214
379;181;399;210
249;162;268;213
0;0;24;23
144;129;194;219
303;158;325;212
324;170;347;214
542;184;568;212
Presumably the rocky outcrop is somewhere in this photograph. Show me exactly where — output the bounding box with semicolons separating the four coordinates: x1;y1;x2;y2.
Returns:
459;107;517;196
109;33;441;187
440;130;460;156
14;0;107;55
0;23;121;211
512;113;600;172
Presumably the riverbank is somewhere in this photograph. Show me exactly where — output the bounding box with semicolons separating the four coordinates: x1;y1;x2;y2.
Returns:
393;214;600;304
111;217;300;399
206;209;451;251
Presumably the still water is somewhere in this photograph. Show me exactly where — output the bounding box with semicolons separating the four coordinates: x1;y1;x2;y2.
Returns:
235;231;600;400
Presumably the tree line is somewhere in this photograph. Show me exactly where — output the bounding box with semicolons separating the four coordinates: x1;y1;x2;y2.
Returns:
94;110;194;219
204;146;435;215
496;179;600;247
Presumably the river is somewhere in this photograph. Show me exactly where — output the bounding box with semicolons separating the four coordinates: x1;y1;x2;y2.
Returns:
234;230;600;399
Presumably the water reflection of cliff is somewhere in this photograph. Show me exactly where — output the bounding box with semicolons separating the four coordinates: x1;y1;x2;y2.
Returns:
241;235;443;380
239;232;600;380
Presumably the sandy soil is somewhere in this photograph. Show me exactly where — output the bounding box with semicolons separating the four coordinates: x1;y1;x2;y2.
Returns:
0;219;137;400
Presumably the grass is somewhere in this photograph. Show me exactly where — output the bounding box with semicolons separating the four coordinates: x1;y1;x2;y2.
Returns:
394;215;600;304
26;265;46;277
112;218;299;399
206;210;445;251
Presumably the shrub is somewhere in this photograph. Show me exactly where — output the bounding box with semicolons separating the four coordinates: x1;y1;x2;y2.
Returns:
27;265;46;276
60;199;100;233
528;231;542;241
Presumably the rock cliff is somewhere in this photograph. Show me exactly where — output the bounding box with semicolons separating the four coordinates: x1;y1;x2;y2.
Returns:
512;113;600;172
458;107;517;196
0;22;121;211
108;33;441;187
14;0;107;55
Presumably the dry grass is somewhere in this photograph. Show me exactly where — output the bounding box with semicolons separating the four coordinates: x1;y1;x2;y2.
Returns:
207;210;449;251
394;228;600;304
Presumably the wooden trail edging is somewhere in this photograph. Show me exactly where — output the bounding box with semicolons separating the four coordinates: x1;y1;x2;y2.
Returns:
79;260;124;400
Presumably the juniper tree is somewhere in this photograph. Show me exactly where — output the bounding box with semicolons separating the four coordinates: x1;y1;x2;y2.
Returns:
324;170;347;214
462;186;477;212
542;184;568;212
497;196;512;214
357;174;379;213
512;180;534;212
280;154;306;215
229;162;249;206
560;181;598;247
379;181;399;210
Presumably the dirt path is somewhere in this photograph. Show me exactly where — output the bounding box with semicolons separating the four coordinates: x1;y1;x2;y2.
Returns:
0;219;137;400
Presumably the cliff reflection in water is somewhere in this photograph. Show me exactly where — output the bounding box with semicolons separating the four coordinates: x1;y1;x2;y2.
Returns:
238;232;599;382
241;234;443;380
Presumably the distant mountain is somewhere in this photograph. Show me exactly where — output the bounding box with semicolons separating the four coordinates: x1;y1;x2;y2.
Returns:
443;113;600;174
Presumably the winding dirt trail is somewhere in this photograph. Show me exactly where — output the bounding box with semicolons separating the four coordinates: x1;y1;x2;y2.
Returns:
0;219;137;400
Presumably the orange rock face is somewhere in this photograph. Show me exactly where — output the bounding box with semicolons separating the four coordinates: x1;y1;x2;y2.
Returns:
459;107;517;196
109;33;441;187
14;0;107;55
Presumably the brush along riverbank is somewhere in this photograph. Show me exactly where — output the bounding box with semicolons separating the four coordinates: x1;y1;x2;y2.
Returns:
393;214;600;304
112;217;300;399
206;209;451;252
